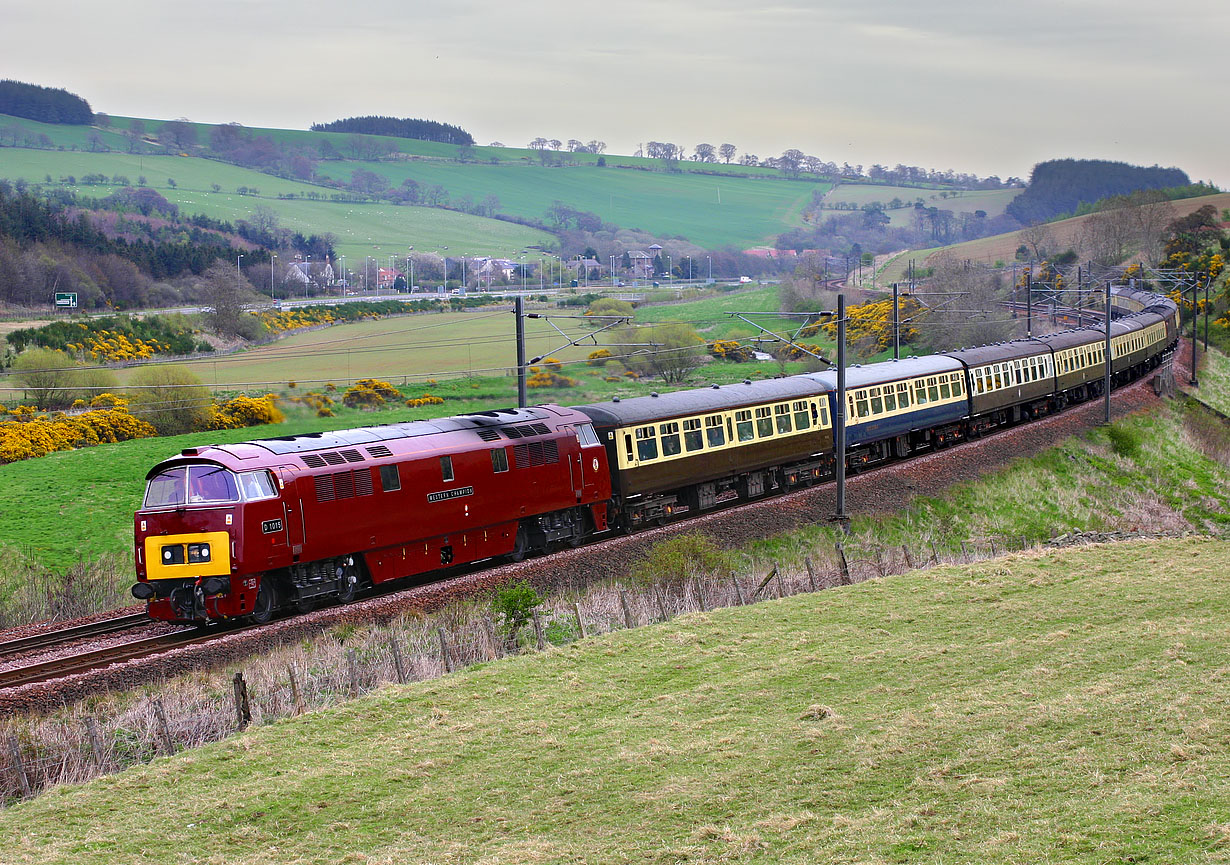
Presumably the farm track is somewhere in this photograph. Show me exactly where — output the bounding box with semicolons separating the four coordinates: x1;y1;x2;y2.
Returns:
0;354;1179;715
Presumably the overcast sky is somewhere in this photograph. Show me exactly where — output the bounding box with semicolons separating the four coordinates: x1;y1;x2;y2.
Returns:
3;0;1227;185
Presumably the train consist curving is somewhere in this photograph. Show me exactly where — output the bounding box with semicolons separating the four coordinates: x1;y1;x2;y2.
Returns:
132;287;1178;624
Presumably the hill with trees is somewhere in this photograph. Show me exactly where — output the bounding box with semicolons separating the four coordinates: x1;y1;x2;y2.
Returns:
1005;159;1190;225
310;115;473;145
0;80;92;125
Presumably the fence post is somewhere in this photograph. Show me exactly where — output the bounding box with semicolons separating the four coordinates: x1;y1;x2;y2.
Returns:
573;603;587;639
752;565;778;599
232;673;251;730
84;716;105;770
1020;535;1029;551
805;557;818;592
775;563;785;598
7;735;30;798
482;617;502;660
835;543;851;585
731;574;746;606
619;589;635;629
695;578;708;612
287;664;305;714
653;585;670;621
153;698;175;754
390;638;408;683
902;545;914;570
990;538;998;557
532;609;546;651
437;628;454;673
960;540;969;562
347;648;360;696
930;541;940;565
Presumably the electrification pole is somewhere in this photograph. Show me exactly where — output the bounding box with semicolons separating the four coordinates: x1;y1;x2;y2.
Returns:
835;294;847;525
1104;282;1112;424
892;282;900;360
516;295;527;408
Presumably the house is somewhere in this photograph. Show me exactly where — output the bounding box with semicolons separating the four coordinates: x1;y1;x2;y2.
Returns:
627;251;654;279
284;260;336;285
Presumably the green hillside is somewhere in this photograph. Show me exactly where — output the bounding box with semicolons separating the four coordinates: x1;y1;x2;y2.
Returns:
2;537;1227;863
821;184;1019;227
1;112;831;252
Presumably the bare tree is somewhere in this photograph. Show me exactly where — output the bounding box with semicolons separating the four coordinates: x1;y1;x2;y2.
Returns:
719;143;736;164
693;143;716;163
549;139;562;151
586;140;607;154
1019;222;1054;261
567;139;584;152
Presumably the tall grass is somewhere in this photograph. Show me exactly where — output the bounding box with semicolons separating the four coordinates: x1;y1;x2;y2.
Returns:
0;550;130;629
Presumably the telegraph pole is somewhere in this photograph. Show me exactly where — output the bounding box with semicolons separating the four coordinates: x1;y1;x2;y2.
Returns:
1104;282;1112;424
834;294;847;525
1189;281;1199;387
515;296;528;407
892;282;900;360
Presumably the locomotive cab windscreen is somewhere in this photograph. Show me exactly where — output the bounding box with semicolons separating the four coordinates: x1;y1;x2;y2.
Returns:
143;464;276;508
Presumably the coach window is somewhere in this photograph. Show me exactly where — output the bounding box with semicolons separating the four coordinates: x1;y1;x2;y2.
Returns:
705;415;725;448
379;464;402;491
855;392;870;418
735;409;755;442
914;381;928;405
817;401;830;428
793;401;811;431
775;403;792;434
635;426;658;461
896;382;910;408
623;433;634;463
440;456;454;482
683;418;704;452
755;406;773;437
939;377;951;399
869;387;884;415
490;448;509;473
883;387;896;412
951;374;964;396
660;422;682;456
926;377;939;402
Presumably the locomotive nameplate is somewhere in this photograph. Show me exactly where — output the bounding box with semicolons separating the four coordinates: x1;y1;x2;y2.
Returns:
261;519;284;534
427;486;474;503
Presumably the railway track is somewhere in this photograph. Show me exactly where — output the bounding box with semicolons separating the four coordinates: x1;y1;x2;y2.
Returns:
0;626;221;690
0;613;149;658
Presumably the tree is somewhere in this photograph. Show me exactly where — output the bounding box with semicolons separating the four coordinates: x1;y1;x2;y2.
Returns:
1019;222;1054;261
623;321;704;383
549;139;562;151
567;139;584;152
719;143;736;164
779;149;805;178
12;348;79;410
201;261;260;338
126;365;212;435
159;119;197;151
586;140;606;154
125;120;145;153
693;143;716;163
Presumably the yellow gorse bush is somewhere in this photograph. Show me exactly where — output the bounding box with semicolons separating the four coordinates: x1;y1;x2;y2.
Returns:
0;404;157;465
343;378;400;409
208;394;285;430
405;394;445;408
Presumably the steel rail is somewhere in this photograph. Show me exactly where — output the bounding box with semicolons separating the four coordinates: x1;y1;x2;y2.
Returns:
0;613;150;658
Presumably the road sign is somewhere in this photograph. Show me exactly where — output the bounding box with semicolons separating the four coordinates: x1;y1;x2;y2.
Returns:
54;292;77;308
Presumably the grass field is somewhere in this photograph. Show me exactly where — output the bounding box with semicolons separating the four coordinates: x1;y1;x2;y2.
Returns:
2;536;1227;863
821;184;1020;228
0;147;555;261
0;112;833;252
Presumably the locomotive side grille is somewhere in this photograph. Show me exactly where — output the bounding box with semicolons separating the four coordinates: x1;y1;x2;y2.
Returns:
314;475;335;502
301;454;327;468
504;422;551;440
354;468;374;496
503;426;524;439
341;449;364;463
334;471;355;499
366;445;393;458
476;429;501;442
530;422;551;436
513;440;560;469
322;451;347;466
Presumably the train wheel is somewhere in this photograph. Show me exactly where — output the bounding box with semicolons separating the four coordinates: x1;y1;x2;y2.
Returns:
509;525;529;562
250;577;277;625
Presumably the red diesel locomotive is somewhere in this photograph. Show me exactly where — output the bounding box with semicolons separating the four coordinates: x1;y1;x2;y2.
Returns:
132;406;611;623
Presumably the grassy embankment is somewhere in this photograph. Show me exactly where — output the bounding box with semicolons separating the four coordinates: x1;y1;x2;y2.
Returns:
1;535;1227;863
877;192;1230;285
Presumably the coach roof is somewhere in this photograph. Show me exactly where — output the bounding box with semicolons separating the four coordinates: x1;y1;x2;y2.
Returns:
574;376;829;426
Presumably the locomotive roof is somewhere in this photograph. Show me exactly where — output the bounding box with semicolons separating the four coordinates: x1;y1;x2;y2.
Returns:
804;354;963;390
574;377;827;426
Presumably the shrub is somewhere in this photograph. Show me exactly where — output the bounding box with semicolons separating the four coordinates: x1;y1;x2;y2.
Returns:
11;348;78;410
709;339;754;362
209;394;285;430
126;364;212;435
587;349;613;366
1106;425;1142;458
0;405;156;464
492;580;541;640
343;378;400;409
527;371;579;388
630;533;732;588
405;394;444;408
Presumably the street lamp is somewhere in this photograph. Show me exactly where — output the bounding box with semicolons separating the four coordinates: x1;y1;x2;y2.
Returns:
236;254;244;295
305;254;311;300
269;253;276;303
707;255;712;283
339;255;346;297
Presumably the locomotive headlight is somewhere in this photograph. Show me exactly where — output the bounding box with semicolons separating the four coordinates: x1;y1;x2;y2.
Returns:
187;543;211;563
161;545;185;565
